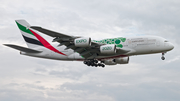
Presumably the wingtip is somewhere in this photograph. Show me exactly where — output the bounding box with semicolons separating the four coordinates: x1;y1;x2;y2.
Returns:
3;44;15;47
3;44;9;46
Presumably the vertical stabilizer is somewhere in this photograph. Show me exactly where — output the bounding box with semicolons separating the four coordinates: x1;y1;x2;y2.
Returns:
15;20;44;48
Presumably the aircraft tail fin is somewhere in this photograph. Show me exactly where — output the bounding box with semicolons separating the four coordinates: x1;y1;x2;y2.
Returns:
14;20;67;56
4;44;42;53
15;20;44;49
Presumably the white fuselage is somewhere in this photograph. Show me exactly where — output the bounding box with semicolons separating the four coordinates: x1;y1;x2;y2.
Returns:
21;36;174;61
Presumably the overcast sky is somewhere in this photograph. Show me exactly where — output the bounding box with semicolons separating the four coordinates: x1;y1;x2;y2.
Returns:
0;0;180;101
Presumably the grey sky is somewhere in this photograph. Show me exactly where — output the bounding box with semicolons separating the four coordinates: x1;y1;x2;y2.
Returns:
0;0;180;101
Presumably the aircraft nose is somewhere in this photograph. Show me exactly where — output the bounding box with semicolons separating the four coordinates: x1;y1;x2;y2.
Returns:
169;42;174;50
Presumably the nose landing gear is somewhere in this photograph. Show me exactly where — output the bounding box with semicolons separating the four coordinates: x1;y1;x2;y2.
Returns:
161;53;165;60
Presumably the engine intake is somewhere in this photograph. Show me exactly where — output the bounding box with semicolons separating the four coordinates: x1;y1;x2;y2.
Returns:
74;37;91;47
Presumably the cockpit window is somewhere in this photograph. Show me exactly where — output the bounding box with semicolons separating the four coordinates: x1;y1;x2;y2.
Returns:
164;40;168;42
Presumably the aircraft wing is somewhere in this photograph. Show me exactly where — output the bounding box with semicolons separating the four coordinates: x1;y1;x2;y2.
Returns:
30;26;72;38
4;44;42;53
30;26;129;59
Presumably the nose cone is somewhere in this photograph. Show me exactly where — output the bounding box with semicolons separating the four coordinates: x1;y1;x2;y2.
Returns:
168;42;174;51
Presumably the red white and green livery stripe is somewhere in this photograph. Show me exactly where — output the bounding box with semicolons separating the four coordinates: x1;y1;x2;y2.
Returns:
16;20;66;56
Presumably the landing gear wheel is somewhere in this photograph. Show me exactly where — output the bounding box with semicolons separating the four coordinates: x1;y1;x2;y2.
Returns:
94;60;98;63
161;53;165;60
161;56;165;60
84;61;87;64
83;59;105;68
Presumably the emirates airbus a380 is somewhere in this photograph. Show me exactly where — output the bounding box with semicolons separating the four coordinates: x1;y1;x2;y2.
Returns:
4;20;174;67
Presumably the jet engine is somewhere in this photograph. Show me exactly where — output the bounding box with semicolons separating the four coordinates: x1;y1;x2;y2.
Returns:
113;57;129;64
74;37;91;47
104;59;117;65
103;57;129;65
100;44;116;54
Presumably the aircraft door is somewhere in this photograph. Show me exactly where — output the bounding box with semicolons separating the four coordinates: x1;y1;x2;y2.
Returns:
127;39;132;47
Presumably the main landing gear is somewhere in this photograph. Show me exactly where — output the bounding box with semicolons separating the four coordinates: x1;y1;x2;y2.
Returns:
84;59;105;68
161;53;165;60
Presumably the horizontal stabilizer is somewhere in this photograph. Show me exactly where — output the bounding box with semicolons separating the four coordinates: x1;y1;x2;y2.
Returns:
3;44;42;53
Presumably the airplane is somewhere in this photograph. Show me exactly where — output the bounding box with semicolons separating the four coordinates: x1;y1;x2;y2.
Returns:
4;20;174;67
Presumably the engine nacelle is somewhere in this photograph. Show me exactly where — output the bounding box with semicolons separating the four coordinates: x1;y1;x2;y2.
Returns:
114;57;129;64
104;59;117;65
74;37;91;47
100;44;116;54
